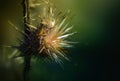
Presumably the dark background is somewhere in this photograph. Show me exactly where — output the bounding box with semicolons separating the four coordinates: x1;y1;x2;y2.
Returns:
0;0;118;81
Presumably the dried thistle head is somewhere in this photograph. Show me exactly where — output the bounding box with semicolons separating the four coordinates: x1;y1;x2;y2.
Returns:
9;0;75;63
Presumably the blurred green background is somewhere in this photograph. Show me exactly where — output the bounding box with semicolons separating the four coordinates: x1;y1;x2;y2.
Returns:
0;0;119;81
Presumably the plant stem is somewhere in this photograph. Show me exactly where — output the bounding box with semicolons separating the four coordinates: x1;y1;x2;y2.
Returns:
23;55;31;81
23;0;30;25
22;0;31;81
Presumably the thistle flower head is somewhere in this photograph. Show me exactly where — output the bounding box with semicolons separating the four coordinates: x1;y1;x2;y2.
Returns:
9;0;75;63
35;1;75;62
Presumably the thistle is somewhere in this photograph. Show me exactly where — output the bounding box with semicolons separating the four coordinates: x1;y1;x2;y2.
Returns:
8;0;75;81
9;0;75;63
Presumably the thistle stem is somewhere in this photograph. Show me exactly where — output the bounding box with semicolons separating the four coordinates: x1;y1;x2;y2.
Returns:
23;0;30;25
23;55;31;81
22;0;31;81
